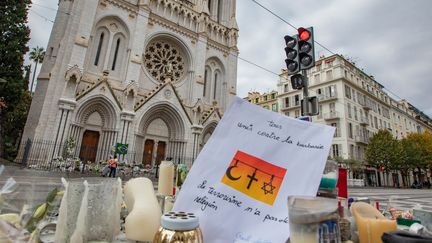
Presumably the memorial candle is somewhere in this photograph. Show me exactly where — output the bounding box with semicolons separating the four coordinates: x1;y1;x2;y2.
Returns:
158;161;174;196
124;177;161;242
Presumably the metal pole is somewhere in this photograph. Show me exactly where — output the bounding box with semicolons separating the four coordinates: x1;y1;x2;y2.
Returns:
302;70;309;115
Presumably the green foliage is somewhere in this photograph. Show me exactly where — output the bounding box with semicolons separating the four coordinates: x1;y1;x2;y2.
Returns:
0;0;31;109
0;0;31;158
23;64;31;90
3;91;32;160
365;129;404;171
401;132;432;169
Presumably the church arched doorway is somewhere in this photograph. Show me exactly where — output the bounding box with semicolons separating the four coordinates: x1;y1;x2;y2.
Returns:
72;97;117;163
137;103;186;166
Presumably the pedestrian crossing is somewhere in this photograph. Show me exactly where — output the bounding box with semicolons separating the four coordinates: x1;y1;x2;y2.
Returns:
349;188;432;212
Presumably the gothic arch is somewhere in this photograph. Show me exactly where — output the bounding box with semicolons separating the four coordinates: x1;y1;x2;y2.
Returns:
138;102;186;140
76;96;118;129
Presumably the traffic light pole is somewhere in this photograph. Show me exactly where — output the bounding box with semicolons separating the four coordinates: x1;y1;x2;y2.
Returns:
302;69;309;115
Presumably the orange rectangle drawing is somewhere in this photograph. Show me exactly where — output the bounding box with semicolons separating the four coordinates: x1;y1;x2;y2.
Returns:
221;150;287;205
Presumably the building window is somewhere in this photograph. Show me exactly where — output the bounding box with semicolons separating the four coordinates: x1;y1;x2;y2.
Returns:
374;116;378;129
271;93;276;99
331;122;340;137
94;32;105;66
284;84;289;93
328;85;336;97
217;0;223;22
111;38;121;70
348;122;353;139
144;40;186;82
284;97;290;108
294;95;300;106
347;103;352;118
255;98;259;103
263;105;269;110
345;85;352;99
272;103;278;111
213;73;218;99
344;70;348;78
284;111;290;116
354;106;358;121
350;144;355;159
329;102;336;113
203;69;208;97
318;105;323;119
326;70;333;80
264;95;268;101
332;144;340;158
314;74;320;83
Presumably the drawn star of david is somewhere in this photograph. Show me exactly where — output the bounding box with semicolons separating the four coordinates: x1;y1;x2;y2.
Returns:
261;179;276;195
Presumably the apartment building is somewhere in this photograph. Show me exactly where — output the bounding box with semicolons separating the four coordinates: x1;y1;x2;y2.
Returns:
245;90;279;112
276;54;432;186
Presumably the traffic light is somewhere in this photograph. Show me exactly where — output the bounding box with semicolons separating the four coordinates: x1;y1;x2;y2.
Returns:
297;27;315;70
284;35;299;75
290;73;306;90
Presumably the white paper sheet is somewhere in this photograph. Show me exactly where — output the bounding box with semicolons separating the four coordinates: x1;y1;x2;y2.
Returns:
174;97;335;243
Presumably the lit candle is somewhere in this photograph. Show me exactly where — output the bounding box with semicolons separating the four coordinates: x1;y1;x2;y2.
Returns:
124;177;161;242
158;161;174;196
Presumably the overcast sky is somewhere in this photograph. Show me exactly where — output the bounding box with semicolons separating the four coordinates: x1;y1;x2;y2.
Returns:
27;0;432;116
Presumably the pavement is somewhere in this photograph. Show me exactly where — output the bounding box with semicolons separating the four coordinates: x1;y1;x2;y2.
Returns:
2;163;432;213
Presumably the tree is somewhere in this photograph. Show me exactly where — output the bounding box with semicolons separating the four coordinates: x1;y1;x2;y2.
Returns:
401;132;432;183
24;64;31;90
29;46;45;93
0;0;31;159
365;129;404;186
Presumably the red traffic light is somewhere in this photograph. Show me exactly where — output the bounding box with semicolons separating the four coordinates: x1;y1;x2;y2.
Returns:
298;27;311;41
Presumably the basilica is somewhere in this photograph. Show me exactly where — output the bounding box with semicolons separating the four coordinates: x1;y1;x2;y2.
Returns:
20;0;238;167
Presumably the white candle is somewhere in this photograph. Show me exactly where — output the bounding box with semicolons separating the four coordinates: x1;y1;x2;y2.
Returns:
158;161;174;196
124;177;161;242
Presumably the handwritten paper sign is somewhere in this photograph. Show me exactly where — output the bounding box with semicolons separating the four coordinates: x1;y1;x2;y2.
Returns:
174;97;335;243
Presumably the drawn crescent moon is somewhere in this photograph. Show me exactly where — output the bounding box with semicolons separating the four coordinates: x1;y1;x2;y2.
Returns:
226;165;241;181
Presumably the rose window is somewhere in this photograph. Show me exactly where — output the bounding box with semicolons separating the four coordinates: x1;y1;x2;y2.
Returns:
143;40;187;82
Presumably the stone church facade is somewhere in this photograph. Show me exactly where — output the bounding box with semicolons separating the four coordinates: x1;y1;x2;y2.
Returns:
20;0;238;167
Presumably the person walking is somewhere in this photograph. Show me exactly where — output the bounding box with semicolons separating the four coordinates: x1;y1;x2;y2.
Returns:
108;154;118;178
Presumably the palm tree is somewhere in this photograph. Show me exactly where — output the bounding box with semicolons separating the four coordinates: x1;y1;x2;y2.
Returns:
29;46;45;93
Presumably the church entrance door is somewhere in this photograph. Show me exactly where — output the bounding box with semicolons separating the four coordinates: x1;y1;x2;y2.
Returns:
143;139;154;166
155;141;166;165
79;130;100;163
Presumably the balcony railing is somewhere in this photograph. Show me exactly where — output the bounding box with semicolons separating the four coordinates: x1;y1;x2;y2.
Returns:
359;116;369;125
317;93;338;102
324;111;340;120
282;102;300;110
359;98;373;110
355;135;369;144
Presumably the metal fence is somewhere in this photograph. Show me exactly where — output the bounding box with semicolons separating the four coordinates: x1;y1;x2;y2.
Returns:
15;139;195;172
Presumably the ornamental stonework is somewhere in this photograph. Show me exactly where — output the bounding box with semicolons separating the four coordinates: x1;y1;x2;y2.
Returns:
143;40;186;83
